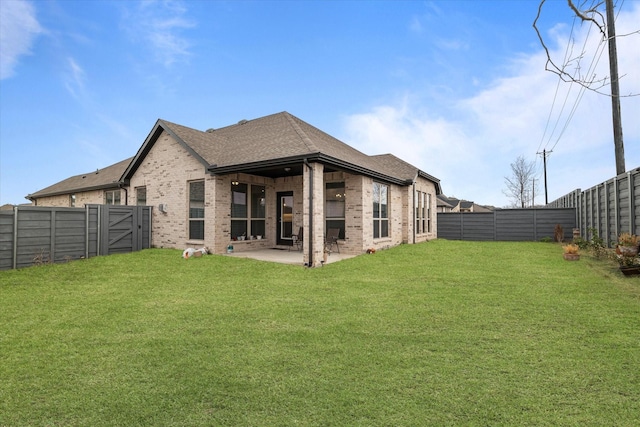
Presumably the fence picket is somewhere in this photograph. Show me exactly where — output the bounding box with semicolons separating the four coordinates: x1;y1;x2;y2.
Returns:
547;167;640;247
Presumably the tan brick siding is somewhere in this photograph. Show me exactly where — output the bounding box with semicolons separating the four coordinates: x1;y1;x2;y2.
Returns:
127;130;207;249
33;189;118;207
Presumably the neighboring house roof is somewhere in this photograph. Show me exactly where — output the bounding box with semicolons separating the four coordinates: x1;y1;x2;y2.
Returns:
437;195;495;212
437;195;460;209
437;197;455;209
122;112;441;193
27;157;133;200
460;200;474;210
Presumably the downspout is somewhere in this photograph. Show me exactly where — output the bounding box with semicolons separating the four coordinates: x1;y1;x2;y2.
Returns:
303;158;313;267
412;181;416;244
120;184;128;206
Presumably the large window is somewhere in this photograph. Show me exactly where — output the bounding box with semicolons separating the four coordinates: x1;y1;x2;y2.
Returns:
326;182;345;239
427;193;432;233
105;190;121;205
373;182;388;238
416;190;427;234
231;183;265;240
136;187;147;206
189;181;205;240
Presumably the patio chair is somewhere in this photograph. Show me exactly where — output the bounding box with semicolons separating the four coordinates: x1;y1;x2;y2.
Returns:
325;228;340;254
290;226;303;251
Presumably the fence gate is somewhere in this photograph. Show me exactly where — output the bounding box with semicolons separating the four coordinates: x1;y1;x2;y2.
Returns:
95;205;151;255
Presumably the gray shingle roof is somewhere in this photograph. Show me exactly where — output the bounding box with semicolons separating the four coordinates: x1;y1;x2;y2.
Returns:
32;112;441;198
154;112;440;190
27;157;133;199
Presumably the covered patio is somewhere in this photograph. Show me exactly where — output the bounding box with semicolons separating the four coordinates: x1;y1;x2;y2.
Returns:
224;247;356;266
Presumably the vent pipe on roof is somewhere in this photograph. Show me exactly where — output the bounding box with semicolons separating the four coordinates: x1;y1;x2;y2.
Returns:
206;128;215;133
238;119;248;125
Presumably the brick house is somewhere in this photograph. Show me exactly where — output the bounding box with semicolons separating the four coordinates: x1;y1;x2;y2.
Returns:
28;112;441;266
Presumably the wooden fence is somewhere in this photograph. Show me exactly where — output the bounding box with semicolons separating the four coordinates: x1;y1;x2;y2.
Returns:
437;208;576;241
547;167;640;247
0;205;152;270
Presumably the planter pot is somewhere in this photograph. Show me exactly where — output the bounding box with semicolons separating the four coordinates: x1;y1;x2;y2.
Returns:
620;265;640;276
563;253;580;261
617;245;639;257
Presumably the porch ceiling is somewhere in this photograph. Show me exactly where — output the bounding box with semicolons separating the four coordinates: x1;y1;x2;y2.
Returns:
215;162;340;179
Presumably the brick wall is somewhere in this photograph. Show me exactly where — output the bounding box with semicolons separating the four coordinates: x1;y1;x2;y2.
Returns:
33;189;111;207
127;130;207;249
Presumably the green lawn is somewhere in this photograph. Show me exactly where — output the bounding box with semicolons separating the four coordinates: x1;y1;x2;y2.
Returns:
1;240;639;426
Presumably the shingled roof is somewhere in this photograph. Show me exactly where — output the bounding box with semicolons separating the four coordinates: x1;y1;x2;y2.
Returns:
27;157;133;200
122;111;441;192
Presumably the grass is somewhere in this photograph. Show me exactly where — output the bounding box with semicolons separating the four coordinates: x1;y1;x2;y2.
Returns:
1;240;639;426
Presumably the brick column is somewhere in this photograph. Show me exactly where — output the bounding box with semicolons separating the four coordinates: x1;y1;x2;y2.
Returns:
303;162;325;267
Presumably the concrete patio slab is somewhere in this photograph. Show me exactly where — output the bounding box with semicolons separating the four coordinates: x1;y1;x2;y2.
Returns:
224;248;355;266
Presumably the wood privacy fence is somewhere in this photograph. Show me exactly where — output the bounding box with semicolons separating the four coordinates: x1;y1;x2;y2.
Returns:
437;208;576;241
547;167;640;247
0;205;152;270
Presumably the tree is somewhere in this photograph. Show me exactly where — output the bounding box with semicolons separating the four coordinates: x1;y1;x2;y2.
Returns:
503;156;536;208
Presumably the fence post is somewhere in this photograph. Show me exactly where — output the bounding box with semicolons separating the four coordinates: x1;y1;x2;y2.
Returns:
97;205;102;256
85;205;90;259
12;206;18;270
613;176;620;236
628;171;635;234
50;210;56;263
596;185;601;243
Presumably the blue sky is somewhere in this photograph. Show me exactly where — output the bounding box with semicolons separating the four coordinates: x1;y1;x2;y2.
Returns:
1;0;638;207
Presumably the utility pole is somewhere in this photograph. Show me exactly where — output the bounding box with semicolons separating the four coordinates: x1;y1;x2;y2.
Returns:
606;0;625;175
537;149;552;205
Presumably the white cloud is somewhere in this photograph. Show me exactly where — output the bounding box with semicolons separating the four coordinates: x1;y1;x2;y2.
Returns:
124;0;196;68
0;0;42;79
63;57;86;99
343;3;640;208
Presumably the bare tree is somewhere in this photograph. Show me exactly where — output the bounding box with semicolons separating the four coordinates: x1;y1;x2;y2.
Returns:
533;0;638;96
534;0;637;176
504;156;537;208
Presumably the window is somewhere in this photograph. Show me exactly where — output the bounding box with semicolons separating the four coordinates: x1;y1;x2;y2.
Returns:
326;182;345;239
427;193;432;233
69;194;76;207
373;182;388;238
231;182;265;240
415;191;428;234
189;181;205;240
105;190;121;205
136;187;147;206
422;192;427;233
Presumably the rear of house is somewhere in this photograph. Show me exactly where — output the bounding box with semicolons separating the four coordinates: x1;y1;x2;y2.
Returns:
27;112;441;266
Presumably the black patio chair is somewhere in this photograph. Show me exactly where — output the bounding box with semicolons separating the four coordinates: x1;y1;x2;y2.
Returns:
325;228;340;254
291;226;303;251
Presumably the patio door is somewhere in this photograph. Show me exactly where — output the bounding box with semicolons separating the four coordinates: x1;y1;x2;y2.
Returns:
277;192;293;246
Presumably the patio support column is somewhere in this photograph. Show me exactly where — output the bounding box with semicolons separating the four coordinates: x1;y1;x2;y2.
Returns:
303;161;325;267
